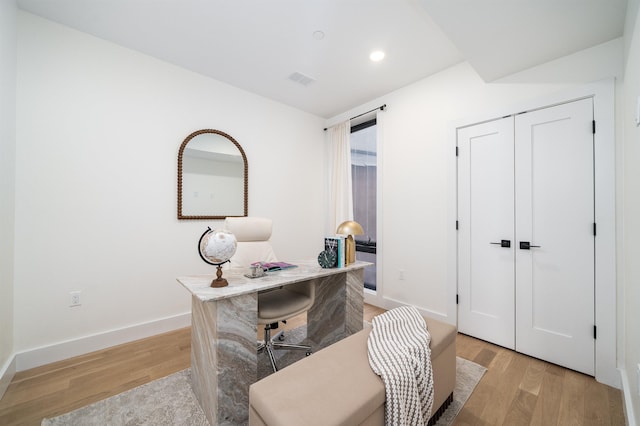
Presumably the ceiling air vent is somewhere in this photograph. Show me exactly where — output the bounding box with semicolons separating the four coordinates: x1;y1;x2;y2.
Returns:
288;71;316;87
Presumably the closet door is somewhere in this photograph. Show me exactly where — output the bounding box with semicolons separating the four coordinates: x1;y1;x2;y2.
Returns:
457;117;515;349
514;98;595;375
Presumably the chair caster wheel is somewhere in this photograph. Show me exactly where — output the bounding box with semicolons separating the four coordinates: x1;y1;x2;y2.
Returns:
305;351;312;356
278;334;285;341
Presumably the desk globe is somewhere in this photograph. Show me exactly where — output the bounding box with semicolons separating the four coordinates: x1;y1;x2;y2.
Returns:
198;227;237;287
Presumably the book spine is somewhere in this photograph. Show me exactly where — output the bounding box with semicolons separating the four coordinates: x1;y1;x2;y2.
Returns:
337;236;345;267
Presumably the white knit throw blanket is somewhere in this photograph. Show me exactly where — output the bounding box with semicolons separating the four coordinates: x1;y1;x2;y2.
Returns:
367;306;434;425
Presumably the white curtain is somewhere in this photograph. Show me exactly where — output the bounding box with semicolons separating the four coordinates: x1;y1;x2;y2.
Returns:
327;120;353;234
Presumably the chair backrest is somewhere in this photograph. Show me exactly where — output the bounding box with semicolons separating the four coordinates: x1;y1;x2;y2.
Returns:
225;217;278;268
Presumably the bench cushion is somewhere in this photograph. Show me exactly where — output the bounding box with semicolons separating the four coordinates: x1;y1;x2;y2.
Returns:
249;317;457;426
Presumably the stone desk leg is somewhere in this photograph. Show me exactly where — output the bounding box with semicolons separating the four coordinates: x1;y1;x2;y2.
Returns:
190;293;257;426
307;267;364;349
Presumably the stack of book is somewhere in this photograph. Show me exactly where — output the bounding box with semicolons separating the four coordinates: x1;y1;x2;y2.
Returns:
324;235;346;268
251;261;297;272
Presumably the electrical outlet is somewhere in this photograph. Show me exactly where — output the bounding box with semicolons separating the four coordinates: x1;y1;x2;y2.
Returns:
636;364;640;396
70;291;81;307
399;269;405;280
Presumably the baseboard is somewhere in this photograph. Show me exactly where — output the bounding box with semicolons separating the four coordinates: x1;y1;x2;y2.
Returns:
620;367;638;426
381;296;452;325
15;312;191;372
0;355;16;400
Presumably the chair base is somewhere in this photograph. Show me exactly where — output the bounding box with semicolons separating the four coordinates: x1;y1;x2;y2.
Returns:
257;323;311;372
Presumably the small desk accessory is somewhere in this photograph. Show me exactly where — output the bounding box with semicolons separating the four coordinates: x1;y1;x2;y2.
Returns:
198;227;237;287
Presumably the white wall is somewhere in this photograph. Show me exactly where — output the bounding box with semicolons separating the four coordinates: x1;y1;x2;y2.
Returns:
327;38;623;323
0;0;17;397
14;12;325;369
621;0;640;421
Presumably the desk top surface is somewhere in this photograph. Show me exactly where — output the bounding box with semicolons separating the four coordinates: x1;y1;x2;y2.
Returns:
177;260;371;302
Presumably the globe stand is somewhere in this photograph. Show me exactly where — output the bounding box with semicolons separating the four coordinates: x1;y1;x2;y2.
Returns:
210;264;228;288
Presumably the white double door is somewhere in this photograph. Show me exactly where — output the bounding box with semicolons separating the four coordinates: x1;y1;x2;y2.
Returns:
457;98;595;375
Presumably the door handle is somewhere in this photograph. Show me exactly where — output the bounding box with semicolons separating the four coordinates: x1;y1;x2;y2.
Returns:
490;240;511;248
519;241;541;250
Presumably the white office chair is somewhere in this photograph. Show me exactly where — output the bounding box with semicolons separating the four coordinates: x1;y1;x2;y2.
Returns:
224;217;314;372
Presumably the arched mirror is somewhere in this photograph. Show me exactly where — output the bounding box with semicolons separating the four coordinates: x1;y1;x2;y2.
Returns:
178;129;248;219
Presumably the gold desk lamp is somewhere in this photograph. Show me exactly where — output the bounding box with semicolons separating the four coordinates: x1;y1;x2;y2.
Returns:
336;221;364;265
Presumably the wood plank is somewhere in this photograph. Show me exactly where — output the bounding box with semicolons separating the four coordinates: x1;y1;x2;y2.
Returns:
479;351;529;424
529;365;563;425
455;332;485;361
557;369;587;424
608;386;625;426
518;357;547;396
584;371;613;425
502;388;538;425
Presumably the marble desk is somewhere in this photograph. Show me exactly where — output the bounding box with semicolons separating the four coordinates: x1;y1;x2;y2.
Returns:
177;260;369;426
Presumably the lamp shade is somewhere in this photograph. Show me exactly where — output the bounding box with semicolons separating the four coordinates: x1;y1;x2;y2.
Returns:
336;220;364;236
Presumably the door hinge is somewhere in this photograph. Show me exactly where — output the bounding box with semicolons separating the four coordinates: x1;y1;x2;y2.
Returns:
456;294;459;305
456;220;459;230
455;146;459;157
593;222;597;236
594;325;597;339
592;120;596;134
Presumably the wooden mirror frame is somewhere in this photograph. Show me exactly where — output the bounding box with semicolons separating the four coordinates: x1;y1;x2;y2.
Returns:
177;129;248;220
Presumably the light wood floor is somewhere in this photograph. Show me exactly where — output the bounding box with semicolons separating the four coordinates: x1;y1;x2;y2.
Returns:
453;332;624;425
0;304;624;425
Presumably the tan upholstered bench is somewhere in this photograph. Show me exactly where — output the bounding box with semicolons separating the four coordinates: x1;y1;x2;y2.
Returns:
249;316;457;426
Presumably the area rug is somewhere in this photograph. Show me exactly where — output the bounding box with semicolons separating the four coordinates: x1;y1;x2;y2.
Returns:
42;326;486;425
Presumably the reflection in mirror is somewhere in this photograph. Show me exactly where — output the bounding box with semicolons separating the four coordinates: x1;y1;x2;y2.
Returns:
178;129;248;219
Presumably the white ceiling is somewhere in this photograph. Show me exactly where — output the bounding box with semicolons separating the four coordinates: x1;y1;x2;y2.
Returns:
17;0;628;118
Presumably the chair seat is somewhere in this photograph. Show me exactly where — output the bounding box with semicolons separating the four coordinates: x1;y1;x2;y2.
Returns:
258;288;314;324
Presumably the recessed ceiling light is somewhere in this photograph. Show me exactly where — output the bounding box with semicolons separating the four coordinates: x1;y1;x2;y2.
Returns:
313;31;325;40
370;50;385;62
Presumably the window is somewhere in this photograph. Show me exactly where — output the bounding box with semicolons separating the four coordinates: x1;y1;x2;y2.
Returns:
350;119;377;291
